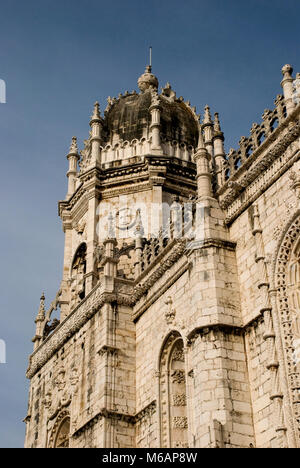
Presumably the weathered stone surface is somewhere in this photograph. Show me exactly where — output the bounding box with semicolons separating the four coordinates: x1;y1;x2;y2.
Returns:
25;64;300;448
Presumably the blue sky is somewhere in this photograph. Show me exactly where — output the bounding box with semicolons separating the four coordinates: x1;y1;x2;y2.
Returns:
0;0;299;447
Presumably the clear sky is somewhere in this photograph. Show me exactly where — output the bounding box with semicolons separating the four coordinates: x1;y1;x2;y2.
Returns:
0;0;299;448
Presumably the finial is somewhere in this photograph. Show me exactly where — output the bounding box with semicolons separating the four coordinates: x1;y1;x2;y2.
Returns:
134;209;144;237
138;52;159;92
203;105;212;124
282;64;293;77
91;101;101;121
107;212;115;239
69;136;78;155
197;125;205;150
214;112;221;132
36;293;45;320
161;82;176;100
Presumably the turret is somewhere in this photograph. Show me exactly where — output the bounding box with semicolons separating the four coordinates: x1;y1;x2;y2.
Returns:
194;125;212;199
89;101;102;165
202;105;214;158
102;213;118;280
134;209;144;279
212;112;226;189
66;136;80;198
281;64;295;115
32;293;45;350
150;88;163;154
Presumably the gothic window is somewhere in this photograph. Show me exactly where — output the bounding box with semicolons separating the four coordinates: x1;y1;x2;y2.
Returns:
54;417;70;448
70;243;87;310
159;333;188;448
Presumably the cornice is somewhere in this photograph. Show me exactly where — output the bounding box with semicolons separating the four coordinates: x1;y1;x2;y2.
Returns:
59;155;197;215
132;239;186;307
72;400;157;438
187;323;244;345
218;107;300;199
133;259;189;322
186;312;266;346
223;145;300;225
218;116;300;220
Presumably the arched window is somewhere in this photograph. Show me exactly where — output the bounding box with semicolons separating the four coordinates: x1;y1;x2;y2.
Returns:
159;332;188;448
70;243;87;310
54;417;70;448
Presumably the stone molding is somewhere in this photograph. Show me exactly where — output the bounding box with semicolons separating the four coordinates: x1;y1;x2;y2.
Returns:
187;323;244;345
72;401;157;438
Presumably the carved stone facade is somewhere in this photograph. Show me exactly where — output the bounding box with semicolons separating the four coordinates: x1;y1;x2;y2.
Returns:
25;64;300;448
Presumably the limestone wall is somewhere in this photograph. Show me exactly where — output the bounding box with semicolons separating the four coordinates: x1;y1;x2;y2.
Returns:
25;301;136;448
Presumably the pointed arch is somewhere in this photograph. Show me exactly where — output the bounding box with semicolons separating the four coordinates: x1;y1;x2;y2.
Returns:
158;331;189;448
48;410;70;448
274;212;300;444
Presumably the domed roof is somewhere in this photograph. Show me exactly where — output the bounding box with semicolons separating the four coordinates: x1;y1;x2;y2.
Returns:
101;70;199;148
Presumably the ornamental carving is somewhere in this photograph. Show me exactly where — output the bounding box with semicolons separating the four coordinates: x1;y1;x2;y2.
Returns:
172;349;184;362
173;416;188;429
171;370;185;384
48;410;70;448
172;393;186;406
159;333;188;448
174;441;189;448
272;200;297;240
46;365;72;421
275;214;300;440
165;296;176;324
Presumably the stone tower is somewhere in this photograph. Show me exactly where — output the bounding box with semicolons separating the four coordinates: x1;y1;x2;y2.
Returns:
25;64;300;448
